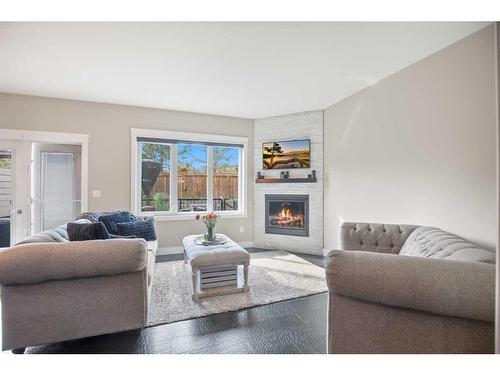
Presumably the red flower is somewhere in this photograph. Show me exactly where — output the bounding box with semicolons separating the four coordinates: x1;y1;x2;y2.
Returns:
195;214;201;220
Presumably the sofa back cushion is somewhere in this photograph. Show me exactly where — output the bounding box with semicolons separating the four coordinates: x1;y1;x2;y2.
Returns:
399;226;496;264
341;222;420;254
15;219;92;245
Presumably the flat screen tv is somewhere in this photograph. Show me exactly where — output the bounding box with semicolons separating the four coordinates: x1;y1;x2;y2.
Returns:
262;139;310;170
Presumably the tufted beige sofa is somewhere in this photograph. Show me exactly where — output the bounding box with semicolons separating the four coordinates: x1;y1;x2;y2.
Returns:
326;222;496;354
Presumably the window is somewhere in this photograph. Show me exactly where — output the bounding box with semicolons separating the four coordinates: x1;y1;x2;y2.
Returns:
213;146;240;212
177;144;207;212
139;142;170;213
132;129;246;218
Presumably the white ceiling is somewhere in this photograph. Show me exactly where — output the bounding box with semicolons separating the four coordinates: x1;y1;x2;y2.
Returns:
0;22;489;119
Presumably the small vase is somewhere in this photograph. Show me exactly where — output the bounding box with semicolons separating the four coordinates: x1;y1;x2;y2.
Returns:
205;226;216;242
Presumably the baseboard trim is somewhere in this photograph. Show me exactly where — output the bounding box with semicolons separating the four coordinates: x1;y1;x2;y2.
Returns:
239;241;255;248
157;241;255;256
157;246;184;255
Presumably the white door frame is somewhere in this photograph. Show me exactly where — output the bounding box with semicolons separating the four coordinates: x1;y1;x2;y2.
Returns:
0;129;89;241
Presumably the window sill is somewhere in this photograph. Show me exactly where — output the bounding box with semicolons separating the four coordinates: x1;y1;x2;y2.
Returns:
139;212;247;222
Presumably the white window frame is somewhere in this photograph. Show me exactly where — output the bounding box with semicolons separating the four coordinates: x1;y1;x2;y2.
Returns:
131;128;247;221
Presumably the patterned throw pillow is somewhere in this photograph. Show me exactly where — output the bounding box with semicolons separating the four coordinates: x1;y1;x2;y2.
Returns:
109;233;137;239
67;222;111;241
98;212;136;234
74;211;102;223
75;211;139;223
116;220;157;241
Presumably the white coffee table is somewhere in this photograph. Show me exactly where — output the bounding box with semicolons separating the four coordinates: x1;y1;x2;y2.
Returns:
182;234;250;302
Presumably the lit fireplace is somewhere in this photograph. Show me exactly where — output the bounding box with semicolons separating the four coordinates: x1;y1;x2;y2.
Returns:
265;194;309;237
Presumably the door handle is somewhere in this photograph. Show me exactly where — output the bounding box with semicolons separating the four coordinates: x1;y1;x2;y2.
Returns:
16;209;23;214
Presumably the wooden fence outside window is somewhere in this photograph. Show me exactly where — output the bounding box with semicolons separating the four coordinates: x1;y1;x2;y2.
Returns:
142;171;239;211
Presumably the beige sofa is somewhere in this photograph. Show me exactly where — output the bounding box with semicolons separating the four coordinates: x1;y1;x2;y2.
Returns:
326;222;496;354
0;236;157;353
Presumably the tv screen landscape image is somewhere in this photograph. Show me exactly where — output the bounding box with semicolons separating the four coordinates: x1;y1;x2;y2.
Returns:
262;139;310;169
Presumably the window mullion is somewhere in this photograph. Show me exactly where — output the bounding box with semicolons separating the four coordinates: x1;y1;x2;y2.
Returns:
136;141;142;215
171;145;178;213
238;147;243;215
207;146;214;212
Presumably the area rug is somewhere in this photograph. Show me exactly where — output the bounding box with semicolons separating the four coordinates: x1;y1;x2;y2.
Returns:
147;250;327;326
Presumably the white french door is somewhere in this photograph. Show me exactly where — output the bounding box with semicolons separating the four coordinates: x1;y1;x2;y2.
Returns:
31;143;82;233
0;129;89;245
0;140;30;246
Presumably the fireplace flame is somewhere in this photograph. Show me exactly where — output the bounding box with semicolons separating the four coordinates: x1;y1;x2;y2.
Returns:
276;207;304;226
280;208;293;218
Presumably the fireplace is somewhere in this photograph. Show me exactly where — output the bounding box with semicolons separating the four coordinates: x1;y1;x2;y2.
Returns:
265;194;309;237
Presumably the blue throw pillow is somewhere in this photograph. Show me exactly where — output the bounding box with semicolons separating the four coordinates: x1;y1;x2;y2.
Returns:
109;233;137;239
67;222;111;241
75;211;140;223
116;220;157;241
98;212;136;234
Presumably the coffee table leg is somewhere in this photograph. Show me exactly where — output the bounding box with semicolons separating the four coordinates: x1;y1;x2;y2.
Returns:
192;268;199;302
243;264;249;292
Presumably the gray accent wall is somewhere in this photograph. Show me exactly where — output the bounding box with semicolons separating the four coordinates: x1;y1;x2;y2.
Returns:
324;25;497;252
0;93;254;248
253;110;324;255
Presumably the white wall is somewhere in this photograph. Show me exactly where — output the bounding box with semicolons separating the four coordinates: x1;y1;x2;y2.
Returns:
324;25;497;252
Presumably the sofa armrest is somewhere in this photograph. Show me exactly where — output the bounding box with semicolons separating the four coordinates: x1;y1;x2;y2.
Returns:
325;250;495;322
0;239;148;285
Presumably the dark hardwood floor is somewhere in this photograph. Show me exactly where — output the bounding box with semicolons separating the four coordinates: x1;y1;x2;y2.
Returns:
24;249;328;354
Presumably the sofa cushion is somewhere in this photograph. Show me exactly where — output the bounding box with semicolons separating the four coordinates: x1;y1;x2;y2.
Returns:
399;226;496;264
98;212;137;234
67;222;111;241
116;220;157;241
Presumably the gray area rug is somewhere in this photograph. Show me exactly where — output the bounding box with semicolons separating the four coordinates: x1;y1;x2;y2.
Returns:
147;250;327;326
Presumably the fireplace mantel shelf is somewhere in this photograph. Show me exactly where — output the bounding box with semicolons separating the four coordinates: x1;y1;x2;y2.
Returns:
255;177;317;183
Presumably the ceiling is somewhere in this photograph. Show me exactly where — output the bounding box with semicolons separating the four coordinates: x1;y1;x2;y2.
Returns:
0;22;489;119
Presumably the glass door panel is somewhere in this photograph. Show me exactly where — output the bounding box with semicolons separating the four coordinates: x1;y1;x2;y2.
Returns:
0;150;12;247
0;140;29;246
31;143;82;233
41;152;77;230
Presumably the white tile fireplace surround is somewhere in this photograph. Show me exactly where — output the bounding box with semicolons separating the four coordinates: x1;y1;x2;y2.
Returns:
253;110;324;255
